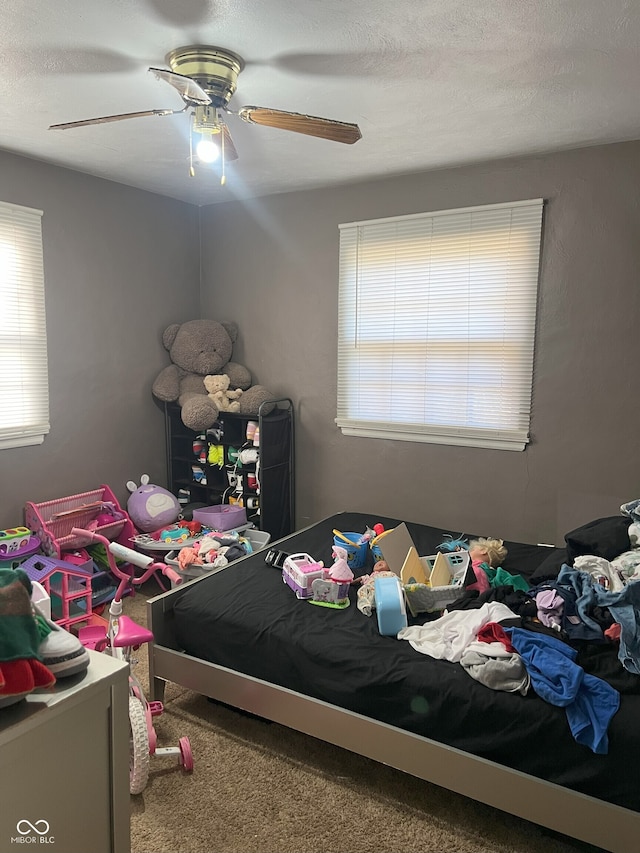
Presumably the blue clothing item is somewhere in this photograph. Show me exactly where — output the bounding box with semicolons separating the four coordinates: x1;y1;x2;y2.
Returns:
593;581;640;675
557;565;604;638
621;499;640;525
528;575;601;642
504;627;620;754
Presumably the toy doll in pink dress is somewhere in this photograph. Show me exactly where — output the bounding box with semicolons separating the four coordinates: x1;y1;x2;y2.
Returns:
327;546;354;586
466;538;508;593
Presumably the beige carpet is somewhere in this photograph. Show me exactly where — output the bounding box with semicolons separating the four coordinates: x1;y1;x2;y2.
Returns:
124;581;598;853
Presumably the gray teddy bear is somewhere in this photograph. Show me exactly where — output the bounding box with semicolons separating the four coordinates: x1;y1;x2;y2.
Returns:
151;319;275;430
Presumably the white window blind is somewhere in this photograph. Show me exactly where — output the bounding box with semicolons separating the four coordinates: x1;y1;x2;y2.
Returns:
0;201;49;449
337;199;544;451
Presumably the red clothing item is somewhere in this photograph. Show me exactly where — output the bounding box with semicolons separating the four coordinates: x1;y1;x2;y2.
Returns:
605;622;621;642
477;621;516;653
0;658;55;697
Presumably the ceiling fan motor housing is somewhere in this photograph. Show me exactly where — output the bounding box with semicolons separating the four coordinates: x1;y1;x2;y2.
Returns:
167;46;244;108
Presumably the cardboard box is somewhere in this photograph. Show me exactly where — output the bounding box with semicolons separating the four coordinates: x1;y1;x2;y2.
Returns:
379;523;472;615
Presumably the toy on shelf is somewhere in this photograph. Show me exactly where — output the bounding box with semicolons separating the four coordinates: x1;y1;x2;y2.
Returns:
25;485;136;559
192;504;246;531
126;474;181;533
151;318;277;431
192;435;207;464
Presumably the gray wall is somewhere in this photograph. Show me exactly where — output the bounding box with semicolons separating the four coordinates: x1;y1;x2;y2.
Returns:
199;141;640;546
1;141;637;546
0;151;200;528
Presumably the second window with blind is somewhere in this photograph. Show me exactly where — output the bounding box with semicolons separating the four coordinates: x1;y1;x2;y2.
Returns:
337;199;544;451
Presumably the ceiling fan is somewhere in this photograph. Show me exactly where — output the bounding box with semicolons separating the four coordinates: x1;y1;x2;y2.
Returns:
49;45;362;183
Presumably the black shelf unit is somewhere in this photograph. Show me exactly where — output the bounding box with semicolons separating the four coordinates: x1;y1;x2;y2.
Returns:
164;399;295;541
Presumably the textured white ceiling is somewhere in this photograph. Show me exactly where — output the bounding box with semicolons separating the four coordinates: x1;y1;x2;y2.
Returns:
2;0;639;206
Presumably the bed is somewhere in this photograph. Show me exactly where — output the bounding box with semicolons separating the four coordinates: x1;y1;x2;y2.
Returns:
147;510;640;853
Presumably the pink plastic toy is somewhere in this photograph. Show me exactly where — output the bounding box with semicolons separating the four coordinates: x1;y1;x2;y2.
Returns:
72;527;193;794
282;553;325;599
25;485;136;558
21;554;94;629
327;546;354;585
309;546;354;608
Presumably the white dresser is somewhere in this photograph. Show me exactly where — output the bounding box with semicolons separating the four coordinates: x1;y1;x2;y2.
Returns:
0;651;130;853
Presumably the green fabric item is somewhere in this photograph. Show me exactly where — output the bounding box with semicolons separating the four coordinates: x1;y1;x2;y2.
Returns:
0;568;42;662
34;613;53;640
484;565;530;592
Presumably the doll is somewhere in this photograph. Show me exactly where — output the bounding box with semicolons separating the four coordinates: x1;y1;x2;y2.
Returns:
437;533;469;554
327;546;354;585
467;537;508;593
356;560;397;616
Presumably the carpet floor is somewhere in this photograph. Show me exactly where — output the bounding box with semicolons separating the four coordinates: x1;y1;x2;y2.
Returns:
124;581;600;853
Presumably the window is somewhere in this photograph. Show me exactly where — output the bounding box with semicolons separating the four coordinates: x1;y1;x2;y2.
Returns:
337;199;544;451
0;201;49;449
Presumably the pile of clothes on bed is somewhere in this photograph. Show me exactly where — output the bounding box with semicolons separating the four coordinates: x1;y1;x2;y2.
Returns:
397;500;640;755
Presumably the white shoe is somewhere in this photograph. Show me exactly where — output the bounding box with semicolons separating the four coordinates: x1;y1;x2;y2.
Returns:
33;604;90;678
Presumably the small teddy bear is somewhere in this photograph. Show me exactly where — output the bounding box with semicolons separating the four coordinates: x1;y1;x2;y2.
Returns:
204;374;243;413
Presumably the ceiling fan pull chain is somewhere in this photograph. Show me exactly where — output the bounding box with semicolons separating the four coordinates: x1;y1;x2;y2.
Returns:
189;117;195;178
221;117;226;186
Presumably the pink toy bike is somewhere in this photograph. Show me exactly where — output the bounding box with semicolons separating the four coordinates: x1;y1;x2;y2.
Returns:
71;527;194;794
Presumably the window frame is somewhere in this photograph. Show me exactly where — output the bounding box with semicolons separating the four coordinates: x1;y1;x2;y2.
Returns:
0;200;50;450
336;199;544;451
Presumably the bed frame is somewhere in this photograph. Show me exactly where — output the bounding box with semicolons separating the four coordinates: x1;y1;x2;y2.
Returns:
147;561;640;853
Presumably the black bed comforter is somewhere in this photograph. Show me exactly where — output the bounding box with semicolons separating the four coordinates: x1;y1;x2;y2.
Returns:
173;511;640;811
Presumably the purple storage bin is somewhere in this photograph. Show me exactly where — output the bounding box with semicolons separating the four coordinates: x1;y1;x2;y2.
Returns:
192;504;247;531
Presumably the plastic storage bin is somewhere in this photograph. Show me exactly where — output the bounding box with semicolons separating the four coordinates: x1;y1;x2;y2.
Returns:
165;527;271;586
192;504;247;531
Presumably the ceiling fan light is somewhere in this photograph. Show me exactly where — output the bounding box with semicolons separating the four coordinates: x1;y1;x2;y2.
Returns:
196;136;220;163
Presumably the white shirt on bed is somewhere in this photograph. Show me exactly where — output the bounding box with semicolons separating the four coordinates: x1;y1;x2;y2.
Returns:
397;602;518;662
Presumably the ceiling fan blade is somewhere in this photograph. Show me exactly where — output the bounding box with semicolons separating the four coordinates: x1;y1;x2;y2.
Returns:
149;67;211;106
49;108;182;130
221;123;239;161
237;106;361;144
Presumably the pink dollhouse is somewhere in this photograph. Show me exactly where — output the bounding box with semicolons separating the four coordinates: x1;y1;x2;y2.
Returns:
21;554;94;629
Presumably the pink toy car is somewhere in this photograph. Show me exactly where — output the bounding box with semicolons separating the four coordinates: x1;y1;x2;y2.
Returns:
282;553;325;599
